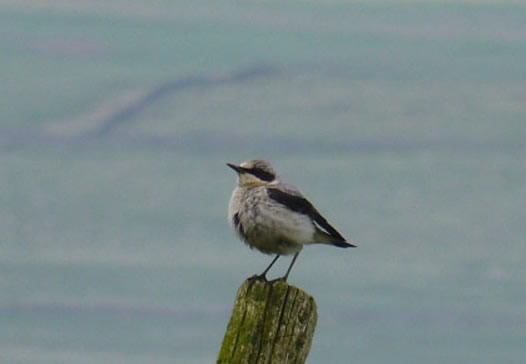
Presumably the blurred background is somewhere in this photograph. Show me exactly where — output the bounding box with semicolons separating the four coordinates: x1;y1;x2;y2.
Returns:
1;1;525;363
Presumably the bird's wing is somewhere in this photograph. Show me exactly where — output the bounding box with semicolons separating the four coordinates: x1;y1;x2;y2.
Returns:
267;187;346;242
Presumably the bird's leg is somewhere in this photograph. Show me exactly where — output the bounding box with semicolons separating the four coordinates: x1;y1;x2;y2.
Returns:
250;255;280;282
260;254;280;280
271;252;300;283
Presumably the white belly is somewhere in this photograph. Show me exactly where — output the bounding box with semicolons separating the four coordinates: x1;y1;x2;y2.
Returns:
229;186;315;255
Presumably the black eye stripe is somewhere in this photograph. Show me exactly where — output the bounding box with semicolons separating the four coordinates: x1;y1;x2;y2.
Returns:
247;167;275;182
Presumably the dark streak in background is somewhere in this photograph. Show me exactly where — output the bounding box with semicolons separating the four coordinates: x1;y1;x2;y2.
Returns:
87;64;280;139
0;63;523;154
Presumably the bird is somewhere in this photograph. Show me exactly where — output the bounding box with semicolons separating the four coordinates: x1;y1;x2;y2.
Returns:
227;159;356;282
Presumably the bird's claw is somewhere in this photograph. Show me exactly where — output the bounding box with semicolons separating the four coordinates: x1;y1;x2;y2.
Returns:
247;274;288;287
248;274;268;282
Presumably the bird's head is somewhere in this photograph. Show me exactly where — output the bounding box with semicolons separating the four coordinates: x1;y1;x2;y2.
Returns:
227;159;279;187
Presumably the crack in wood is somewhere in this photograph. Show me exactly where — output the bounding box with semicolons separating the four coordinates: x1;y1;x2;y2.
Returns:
254;284;273;364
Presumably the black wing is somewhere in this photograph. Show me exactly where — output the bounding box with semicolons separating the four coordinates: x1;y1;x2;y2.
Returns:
267;187;346;242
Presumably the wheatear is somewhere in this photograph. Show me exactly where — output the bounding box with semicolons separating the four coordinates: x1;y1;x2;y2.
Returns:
227;159;355;282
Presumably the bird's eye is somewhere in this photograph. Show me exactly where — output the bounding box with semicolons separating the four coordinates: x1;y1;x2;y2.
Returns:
249;168;275;182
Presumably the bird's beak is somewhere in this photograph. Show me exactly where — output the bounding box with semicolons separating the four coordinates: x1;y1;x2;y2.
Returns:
226;163;243;173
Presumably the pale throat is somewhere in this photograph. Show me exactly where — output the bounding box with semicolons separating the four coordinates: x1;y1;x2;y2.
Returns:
238;176;279;188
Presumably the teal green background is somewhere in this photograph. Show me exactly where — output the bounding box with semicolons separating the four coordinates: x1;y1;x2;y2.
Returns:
1;1;525;363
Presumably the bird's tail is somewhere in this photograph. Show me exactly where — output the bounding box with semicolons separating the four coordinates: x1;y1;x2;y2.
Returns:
314;230;357;248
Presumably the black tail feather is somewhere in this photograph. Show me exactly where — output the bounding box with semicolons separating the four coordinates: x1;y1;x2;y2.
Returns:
333;240;357;248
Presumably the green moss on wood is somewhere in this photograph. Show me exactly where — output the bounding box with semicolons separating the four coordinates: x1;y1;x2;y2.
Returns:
217;279;317;364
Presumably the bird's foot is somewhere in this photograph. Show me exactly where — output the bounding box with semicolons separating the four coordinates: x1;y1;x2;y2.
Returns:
247;273;269;289
248;273;268;282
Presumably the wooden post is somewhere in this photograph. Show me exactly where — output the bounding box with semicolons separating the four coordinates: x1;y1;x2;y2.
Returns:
217;278;317;364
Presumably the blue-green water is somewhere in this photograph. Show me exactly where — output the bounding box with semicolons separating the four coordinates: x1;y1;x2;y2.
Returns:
1;2;525;363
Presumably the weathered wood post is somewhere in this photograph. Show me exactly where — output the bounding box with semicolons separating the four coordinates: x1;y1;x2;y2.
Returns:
217;278;317;364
